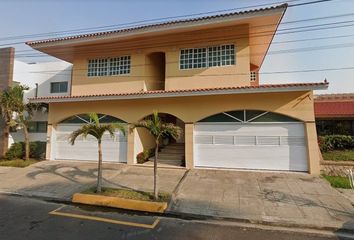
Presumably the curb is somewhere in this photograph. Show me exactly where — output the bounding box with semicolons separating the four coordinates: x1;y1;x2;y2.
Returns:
1;190;353;233
163;210;354;233
72;193;168;213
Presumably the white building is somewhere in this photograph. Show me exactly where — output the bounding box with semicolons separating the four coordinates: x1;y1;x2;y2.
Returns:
8;59;72;147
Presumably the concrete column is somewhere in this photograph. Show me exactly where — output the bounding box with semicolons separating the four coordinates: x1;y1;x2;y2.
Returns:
126;126;136;165
185;123;194;169
305;121;321;175
0;47;15;157
45;124;56;160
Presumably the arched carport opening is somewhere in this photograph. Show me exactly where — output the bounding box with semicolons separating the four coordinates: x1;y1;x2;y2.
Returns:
52;113;128;163
134;113;185;167
194;109;308;172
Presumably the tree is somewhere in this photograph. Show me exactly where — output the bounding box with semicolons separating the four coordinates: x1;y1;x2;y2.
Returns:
69;113;125;193
0;85;43;160
130;111;181;200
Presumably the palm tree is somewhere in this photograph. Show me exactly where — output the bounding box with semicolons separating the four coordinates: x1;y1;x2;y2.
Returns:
69;113;125;193
0;85;43;160
131;111;182;200
0;86;16;157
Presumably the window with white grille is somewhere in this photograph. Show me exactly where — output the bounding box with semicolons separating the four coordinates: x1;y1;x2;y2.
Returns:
250;71;257;81
88;56;131;77
180;44;235;70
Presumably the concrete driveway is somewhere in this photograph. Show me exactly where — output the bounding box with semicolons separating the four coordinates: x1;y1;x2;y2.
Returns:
168;169;354;230
0;161;186;201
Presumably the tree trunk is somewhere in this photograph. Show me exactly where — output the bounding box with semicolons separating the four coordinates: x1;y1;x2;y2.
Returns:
96;140;103;193
154;140;159;200
1;125;9;158
23;126;30;161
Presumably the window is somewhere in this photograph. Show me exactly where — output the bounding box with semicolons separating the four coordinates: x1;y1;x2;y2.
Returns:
28;122;48;133
250;71;257;81
88;56;131;77
50;82;68;93
180;44;235;70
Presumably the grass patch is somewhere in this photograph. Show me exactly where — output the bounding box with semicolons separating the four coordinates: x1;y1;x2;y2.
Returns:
322;175;352;189
0;159;41;168
322;150;354;161
82;187;171;202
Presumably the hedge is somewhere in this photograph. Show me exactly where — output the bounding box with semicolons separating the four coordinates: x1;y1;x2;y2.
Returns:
5;141;46;160
318;135;354;152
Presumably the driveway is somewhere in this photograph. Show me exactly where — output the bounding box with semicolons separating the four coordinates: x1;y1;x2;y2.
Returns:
168;169;354;230
0;161;186;201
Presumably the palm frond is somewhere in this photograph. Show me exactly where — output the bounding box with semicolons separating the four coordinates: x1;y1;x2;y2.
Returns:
88;113;100;126
69;113;126;145
130;111;182;141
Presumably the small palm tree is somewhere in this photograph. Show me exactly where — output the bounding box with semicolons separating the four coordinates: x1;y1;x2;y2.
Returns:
69;113;125;193
0;85;43;160
131;111;182;200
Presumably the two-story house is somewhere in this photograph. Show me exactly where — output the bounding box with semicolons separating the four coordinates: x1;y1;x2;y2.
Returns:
27;4;328;175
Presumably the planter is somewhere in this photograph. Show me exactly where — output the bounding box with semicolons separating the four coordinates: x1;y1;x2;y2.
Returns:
72;193;168;213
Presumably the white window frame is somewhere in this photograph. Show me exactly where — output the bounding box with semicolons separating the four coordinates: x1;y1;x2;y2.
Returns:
179;44;235;70
87;56;131;77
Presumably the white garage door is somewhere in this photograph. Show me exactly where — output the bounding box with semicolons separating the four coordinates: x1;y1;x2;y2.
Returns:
54;123;127;163
194;111;308;172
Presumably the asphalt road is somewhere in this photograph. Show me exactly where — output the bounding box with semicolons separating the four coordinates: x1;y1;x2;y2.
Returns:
0;194;352;240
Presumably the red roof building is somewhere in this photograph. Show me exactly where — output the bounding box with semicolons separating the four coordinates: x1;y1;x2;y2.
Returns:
314;94;354;135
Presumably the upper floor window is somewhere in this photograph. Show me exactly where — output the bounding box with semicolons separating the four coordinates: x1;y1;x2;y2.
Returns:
250;71;257;81
50;82;68;93
180;44;235;70
88;56;131;77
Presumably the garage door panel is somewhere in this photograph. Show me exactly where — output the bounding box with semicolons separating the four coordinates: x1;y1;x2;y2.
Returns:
194;145;307;171
195;124;305;136
194;123;308;172
55;124;127;163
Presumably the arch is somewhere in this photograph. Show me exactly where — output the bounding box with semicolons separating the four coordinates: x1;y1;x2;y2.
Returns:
59;113;127;124
138;112;185;123
56;112;128;124
197;109;302;123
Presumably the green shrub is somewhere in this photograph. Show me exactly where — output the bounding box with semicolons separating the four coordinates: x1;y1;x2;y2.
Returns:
5;142;23;160
30;141;46;159
319;135;354;152
5;141;46;160
136;148;156;164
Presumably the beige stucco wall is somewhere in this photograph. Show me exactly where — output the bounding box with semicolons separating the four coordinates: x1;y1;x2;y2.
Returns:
46;90;321;174
70;25;251;96
47;91;315;124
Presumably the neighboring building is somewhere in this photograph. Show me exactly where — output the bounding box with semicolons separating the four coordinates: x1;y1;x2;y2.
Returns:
315;94;354;136
0;47;72;154
26;4;328;174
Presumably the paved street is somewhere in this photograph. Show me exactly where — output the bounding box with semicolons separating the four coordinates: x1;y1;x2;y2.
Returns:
0;194;352;240
0;161;354;231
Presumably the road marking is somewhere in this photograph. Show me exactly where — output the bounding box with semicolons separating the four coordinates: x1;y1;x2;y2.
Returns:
49;206;160;229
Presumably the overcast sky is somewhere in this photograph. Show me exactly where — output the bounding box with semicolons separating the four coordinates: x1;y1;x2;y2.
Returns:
0;0;353;94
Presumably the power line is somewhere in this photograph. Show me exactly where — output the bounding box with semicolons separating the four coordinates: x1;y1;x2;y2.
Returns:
0;0;340;46
0;0;302;42
5;18;354;59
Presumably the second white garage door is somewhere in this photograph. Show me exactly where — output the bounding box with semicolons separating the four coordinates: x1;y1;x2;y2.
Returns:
194;122;308;172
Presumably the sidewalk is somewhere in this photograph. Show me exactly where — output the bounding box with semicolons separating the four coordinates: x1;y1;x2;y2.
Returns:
0;161;185;201
0;161;353;232
167;169;354;231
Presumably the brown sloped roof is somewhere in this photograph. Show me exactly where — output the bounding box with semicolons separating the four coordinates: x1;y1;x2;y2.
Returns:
26;4;287;46
29;81;328;103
